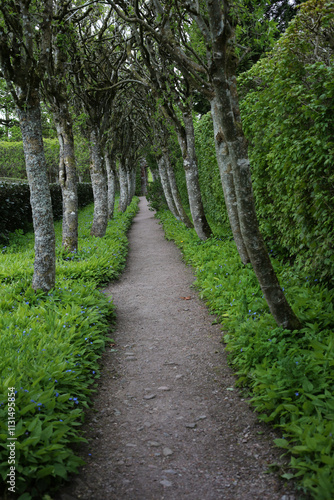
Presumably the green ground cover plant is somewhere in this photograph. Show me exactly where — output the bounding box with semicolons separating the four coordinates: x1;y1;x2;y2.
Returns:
157;209;334;500
0;197;139;499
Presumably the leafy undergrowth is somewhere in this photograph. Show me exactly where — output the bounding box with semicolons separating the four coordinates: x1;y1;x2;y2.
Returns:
157;209;334;500
0;198;139;499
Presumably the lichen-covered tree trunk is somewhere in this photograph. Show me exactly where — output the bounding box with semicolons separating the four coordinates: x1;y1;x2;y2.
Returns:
163;151;193;228
210;97;249;264
54;105;78;252
178;110;212;240
89;127;108;237
118;160;129;212
206;0;301;330
18;91;55;291
158;155;179;217
104;149;116;219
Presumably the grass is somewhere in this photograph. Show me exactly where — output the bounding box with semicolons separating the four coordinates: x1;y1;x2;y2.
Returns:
157;208;334;500
0;197;139;500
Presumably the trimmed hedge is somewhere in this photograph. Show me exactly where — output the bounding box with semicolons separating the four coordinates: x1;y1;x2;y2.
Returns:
0;138;91;183
237;0;334;284
0;182;93;242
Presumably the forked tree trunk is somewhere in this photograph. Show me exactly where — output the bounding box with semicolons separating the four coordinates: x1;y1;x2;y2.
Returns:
89;127;108;237
104;149;116;219
118;160;129;212
178;110;211;240
18;90;55;291
206;0;301;330
163;151;193;228
158;155;179;217
210;98;249;264
54;105;78;252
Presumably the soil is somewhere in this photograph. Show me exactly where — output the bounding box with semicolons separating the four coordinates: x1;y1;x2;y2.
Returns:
57;197;302;500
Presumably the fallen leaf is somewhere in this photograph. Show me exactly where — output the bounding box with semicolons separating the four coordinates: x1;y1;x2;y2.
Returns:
180;296;192;300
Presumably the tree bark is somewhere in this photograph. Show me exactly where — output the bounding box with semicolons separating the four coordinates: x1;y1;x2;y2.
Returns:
104;148;116;219
126;165;132;205
158;155;179;217
130;166;137;199
163;151;193;228
89;127;108;237
178;108;212;240
210;98;249;264
151;169;157;182
207;0;301;330
54;105;78;252
118;159;129;212
140;159;148;195
18;90;56;291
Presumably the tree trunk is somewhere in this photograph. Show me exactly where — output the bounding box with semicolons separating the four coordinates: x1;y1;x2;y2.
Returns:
18;91;55;291
54;105;78;252
210;98;249;264
140;159;148;195
104;148;116;219
207;0;301;330
89;127;108;237
158;155;179;217
130;167;137;199
163;151;193;228
178;109;212;240
151;169;157;182
126;165;132;205
118;160;129;212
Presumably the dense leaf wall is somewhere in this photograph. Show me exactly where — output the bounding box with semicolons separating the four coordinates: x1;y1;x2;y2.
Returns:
238;0;334;284
0;138;90;182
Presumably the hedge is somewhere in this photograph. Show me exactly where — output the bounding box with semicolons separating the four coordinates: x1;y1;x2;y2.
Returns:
0;182;93;242
0;138;90;183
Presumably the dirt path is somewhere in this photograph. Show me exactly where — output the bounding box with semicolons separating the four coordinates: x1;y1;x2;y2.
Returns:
58;197;298;500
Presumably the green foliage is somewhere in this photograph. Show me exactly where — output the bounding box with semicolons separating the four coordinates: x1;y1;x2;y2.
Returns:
135;162;142;196
157;208;334;499
234;0;280;73
238;0;334;285
145;152;168;211
194;114;229;231
0;141;26;178
146;178;168;212
167;129;189;209
0;197;139;498
0;138;90;182
0;181;93;243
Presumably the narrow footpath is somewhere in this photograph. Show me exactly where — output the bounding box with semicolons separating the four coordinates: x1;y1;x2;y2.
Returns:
58;197;298;500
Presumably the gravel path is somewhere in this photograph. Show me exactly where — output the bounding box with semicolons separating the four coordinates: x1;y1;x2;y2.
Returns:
58;197;299;500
